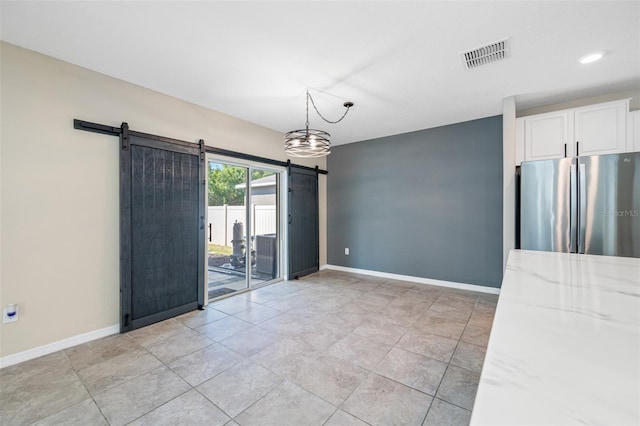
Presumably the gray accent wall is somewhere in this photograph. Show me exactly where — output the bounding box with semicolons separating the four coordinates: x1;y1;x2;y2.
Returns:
327;115;503;288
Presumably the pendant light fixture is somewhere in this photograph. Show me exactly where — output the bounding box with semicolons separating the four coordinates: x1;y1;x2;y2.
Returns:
284;90;354;158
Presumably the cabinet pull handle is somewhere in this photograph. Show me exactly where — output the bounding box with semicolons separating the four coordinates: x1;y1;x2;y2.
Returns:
576;141;579;156
564;143;567;158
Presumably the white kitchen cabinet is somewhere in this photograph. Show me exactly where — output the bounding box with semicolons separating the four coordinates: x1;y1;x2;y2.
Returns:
574;100;628;156
516;99;630;163
522;110;573;161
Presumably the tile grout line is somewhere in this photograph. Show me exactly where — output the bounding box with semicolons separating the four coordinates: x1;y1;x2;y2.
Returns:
46;350;112;426
85;334;192;424
124;333;253;425
427;298;482;418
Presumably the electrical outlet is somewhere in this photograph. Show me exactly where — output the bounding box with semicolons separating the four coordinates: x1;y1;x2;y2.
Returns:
3;305;18;324
345;248;350;255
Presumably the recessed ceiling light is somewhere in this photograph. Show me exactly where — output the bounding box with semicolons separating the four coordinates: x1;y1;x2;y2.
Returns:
579;52;604;64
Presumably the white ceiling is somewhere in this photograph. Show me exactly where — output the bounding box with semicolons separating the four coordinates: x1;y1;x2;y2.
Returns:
1;1;639;145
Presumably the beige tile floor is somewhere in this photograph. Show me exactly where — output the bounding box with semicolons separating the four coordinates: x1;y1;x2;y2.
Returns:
0;270;497;426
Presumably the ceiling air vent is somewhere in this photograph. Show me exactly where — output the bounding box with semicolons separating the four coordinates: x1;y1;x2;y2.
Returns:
461;38;510;69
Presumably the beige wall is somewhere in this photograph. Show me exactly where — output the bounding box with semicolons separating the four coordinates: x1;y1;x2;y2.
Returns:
0;42;327;358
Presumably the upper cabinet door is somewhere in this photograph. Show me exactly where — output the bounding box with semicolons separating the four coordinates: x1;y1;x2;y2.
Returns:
574;100;628;156
524;110;572;161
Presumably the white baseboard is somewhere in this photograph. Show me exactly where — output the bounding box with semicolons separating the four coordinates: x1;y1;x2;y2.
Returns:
324;264;501;295
0;324;119;369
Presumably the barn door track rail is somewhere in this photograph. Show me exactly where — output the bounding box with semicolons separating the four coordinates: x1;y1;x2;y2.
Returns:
73;119;328;175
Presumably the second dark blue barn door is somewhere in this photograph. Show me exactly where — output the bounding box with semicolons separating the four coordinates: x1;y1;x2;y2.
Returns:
287;166;319;279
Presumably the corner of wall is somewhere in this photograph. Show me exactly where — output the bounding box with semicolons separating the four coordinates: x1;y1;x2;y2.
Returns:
503;96;517;273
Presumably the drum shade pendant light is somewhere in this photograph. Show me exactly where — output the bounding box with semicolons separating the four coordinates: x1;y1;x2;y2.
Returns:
284;90;353;158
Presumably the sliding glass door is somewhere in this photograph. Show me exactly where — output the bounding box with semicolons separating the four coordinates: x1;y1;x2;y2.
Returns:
206;158;282;300
249;168;280;286
206;162;249;298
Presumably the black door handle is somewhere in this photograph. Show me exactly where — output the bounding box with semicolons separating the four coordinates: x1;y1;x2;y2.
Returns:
288;214;292;225
208;223;212;242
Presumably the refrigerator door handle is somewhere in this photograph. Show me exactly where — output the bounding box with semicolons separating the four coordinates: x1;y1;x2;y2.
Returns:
578;163;587;254
570;163;578;253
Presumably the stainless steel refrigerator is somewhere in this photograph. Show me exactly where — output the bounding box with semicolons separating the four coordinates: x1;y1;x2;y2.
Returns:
520;151;640;258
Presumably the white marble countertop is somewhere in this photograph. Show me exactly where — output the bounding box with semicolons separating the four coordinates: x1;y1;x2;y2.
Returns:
471;249;640;425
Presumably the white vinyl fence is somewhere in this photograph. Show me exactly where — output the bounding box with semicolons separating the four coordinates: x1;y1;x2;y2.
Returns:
207;205;277;246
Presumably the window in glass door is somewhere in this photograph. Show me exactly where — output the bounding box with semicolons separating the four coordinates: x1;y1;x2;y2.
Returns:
206;160;282;301
249;168;280;287
206;162;249;299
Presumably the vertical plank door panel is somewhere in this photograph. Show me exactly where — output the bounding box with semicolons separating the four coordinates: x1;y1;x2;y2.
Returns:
121;133;203;332
288;166;319;279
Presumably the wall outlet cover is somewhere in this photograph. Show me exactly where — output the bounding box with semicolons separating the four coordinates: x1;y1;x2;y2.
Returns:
3;306;18;324
345;248;350;255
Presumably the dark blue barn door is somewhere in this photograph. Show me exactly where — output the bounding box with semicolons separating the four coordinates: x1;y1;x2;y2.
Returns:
287;166;319;279
120;130;205;332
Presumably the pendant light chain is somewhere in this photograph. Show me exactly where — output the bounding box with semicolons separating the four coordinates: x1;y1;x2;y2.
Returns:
307;90;352;124
305;90;310;129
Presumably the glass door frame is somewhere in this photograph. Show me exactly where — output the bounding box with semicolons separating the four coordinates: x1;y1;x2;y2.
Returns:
204;154;287;304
